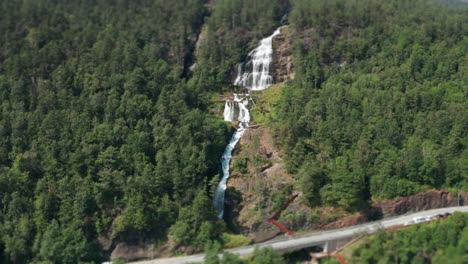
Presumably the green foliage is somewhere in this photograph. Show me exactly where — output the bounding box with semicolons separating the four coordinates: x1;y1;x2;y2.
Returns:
169;190;224;248
1;214;33;263
204;241;223;264
222;233;251;249
251;247;285;264
0;0;229;262
1;0;466;262
204;245;284;264
36;219;99;263
221;252;247;264
233;155;249;174
204;241;247;264
350;212;468;263
321;258;340;264
298;160;325;207
273;0;468;210
320;156;368;211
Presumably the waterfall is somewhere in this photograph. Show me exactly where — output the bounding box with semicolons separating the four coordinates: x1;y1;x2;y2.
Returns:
213;127;246;218
215;27;281;219
234;28;281;91
223;101;235;122
237;96;250;125
214;94;250;218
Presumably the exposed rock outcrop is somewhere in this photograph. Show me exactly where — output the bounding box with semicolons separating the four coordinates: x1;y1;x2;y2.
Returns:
272;26;294;82
374;190;467;218
226;127;295;236
111;242;160;262
320;190;468;230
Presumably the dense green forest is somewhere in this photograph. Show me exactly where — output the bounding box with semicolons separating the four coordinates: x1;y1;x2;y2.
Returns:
0;0;466;263
0;0;292;262
349;212;468;263
272;0;467;210
0;0;232;262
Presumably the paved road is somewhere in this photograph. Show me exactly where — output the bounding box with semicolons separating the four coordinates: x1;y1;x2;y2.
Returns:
131;206;468;264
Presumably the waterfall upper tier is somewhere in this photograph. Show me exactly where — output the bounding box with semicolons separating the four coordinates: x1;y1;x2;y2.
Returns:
234;28;281;91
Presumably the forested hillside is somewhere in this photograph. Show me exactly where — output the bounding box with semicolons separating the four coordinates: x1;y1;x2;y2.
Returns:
0;0;466;263
0;0;229;262
272;0;467;211
349;212;468;263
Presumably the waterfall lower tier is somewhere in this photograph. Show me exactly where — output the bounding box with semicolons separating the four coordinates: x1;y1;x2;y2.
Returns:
213;127;246;218
214;95;250;219
238;96;250;125
214;27;281;219
223;101;235;121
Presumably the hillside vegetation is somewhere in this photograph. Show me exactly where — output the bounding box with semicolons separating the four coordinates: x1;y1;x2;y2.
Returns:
0;0;293;262
348;212;468;263
0;0;227;262
272;0;467;211
0;0;466;262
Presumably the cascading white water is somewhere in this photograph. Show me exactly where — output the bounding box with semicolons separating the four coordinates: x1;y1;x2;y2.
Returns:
213;127;246;218
223;101;235;122
214;27;281;219
214;94;250;218
234;28;281;91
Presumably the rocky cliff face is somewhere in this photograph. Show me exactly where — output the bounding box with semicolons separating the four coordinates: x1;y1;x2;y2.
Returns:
320;190;468;230
374;190;468;218
272;26;294;82
225;126;298;241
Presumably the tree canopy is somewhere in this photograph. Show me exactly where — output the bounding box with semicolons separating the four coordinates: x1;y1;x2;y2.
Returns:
350;212;468;263
0;0;466;262
272;0;467;211
0;0;228;262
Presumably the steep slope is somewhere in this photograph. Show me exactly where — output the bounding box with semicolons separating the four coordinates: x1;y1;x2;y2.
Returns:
344;212;468;263
0;1;227;262
272;0;467;210
224;0;467;242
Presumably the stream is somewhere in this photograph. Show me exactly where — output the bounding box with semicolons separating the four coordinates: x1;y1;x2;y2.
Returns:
214;28;281;219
